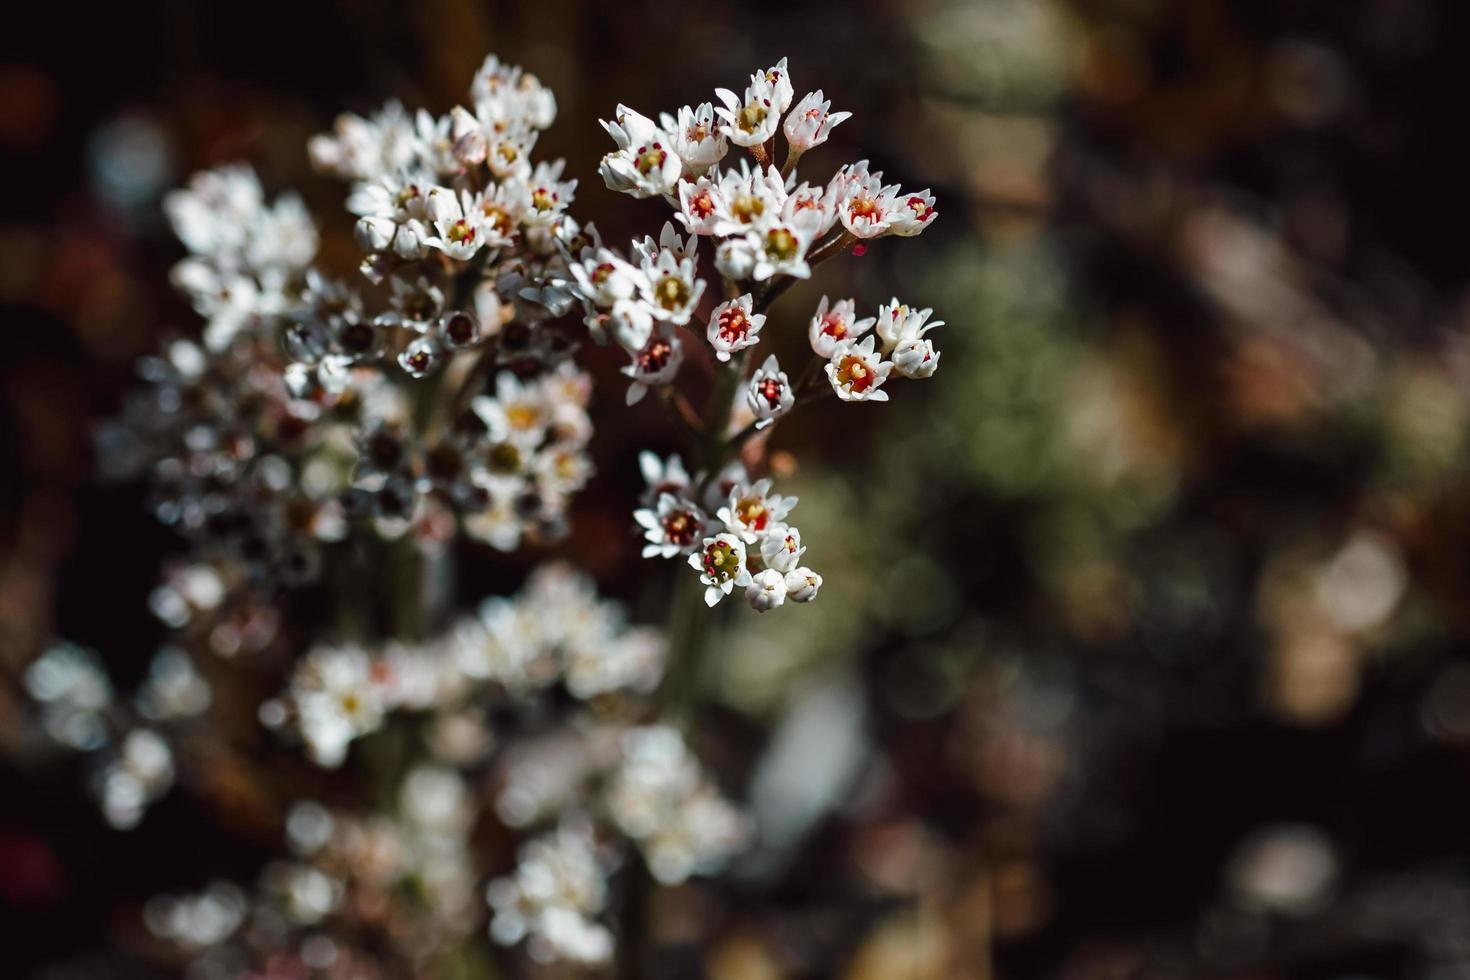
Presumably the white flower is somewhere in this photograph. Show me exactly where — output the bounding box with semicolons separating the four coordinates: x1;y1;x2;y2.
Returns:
485;120;539;180
717;478;798;543
423;187;485;260
598;106;681;198
604;727;749;883
660;103;728;174
449;104;487;164
290;644;385;768
472;181;528;248
471;55;558;131
714;237;758;280
487;821;612;965
714;59;794;148
398;334;443;378
892;336;941;379
759;526;805;573
524;160;578;227
675;176;727;236
608;297;656;351
831;160;937;239
621;324;683;404
568;247;645;309
308;101;417;181
638;240;705;326
631;221;696;265
707;294;766;362
710;162;787;237
875;298;932;346
345;170;433;258
809;295;876;358
746;354;794;429
634;492;707;558
783;180;840;239
826;335;892;402
784;567;823;602
689;533;753;607
638;452;692;505
749;222;814;281
783;90;851;154
887;187;938;237
746;568;788;612
832;159;899;239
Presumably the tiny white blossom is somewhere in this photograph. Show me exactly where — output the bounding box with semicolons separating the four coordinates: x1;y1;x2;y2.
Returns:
707;294;766;362
621;324;683;405
783;90;851;154
714;237;758;280
713;59;794;148
784;567;823;602
634;492;707;558
746;568;788;612
675;176;727;236
423;187;485;260
809;295;876;359
660;103;728;175
689;533;753;607
716;477;797;544
598;106;680;198
638;239;705;326
638;452;692;505
746;354;794;429
826;335;892;402
759;526;806;573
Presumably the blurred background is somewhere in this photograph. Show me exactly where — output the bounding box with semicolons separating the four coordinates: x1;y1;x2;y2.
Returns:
9;0;1470;976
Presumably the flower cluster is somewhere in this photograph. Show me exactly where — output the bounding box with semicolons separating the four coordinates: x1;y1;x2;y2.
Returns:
63;47;947;976
485;724;746;964
142;767;482;975
486;819;615;965
574;58;940;611
634;452;822;609
270;563;665;767
603;725;749;884
23;642;210;828
101;55;599;611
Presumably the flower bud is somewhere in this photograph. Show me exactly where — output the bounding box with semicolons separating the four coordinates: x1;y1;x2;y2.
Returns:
746;569;788;612
783;567;822;603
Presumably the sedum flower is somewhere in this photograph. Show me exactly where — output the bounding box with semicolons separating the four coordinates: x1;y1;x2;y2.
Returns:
809;295;876;359
746;354;795;429
690;533;753;607
487;820;613;965
826;334;892;402
638;236;705;326
746;568;788;612
638;452;692;506
660;102;728;175
759;525;806;573
675;175;727;236
289;644;386;768
424;187;486;261
783;90;851;154
598;106;680;199
707;294;766;362
621;324;684;405
717;477;798;544
634;492;707;558
714;58;794;148
784;567;823;602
